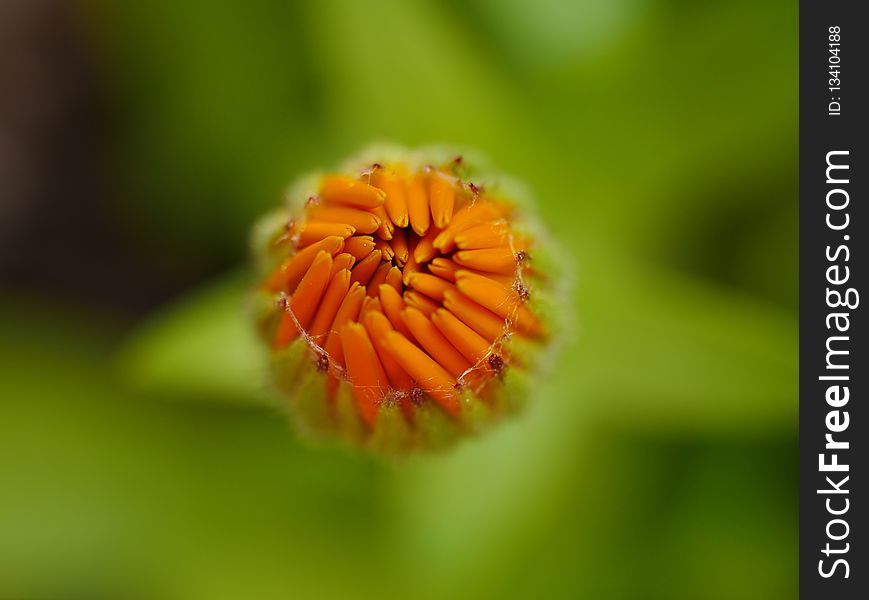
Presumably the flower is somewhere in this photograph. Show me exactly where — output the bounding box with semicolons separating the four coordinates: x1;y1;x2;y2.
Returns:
252;145;566;453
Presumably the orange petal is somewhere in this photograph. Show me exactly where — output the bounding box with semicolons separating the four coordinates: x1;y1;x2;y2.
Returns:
363;311;414;391
403;290;440;316
454;222;510;250
308;268;352;341
401;239;420;286
385;266;403;293
371;205;394;240
308;205;381;234
428;171;455;229
378;283;415;340
454;271;540;337
273;250;333;348
330;253;356;277
273;313;298;350
442;289;505;342
400;308;471;379
389;227;409;266
323;283;365;368
431;308;490;364
320;175;386;208
297;221;356;247
374;239;394;261
454;270;518;319
406;172;430;236
413;225;441;264
427;257;459;282
340;322;388;426
384;331;460;416
350;249;382;287
289;250;333;330
359;295;375;318
511;303;543;338
265;236;344;294
432;201;503;253
405;272;455;302
453;248;518;275
366;262;391;296
343;235;376;261
371;167;409;228
361;296;382;318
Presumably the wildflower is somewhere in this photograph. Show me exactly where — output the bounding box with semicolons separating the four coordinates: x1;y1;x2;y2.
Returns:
252;146;565;453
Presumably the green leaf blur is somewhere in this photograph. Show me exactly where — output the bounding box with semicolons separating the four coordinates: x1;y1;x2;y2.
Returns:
1;0;796;598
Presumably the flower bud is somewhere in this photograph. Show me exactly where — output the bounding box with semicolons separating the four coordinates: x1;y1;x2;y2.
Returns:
252;145;568;453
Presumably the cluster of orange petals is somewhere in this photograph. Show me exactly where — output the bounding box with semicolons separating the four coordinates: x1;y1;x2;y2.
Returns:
263;163;542;427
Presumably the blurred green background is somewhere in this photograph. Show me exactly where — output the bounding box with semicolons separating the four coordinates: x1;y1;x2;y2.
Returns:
0;0;796;598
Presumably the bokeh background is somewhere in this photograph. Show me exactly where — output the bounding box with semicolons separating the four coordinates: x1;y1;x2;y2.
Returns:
1;0;796;598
